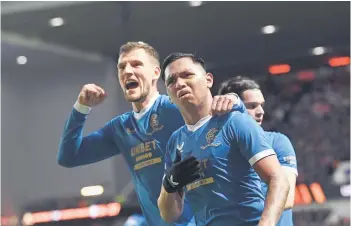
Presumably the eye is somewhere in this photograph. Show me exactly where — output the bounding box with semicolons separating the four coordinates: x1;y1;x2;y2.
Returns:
132;61;143;67
181;72;193;78
117;64;125;71
245;103;257;109
166;76;176;87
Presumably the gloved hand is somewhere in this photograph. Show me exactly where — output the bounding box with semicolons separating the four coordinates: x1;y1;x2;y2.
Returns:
163;149;201;193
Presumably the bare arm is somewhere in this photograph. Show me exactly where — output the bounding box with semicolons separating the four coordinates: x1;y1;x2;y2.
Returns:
283;167;297;209
253;155;290;226
158;187;184;223
271;133;298;210
228;113;290;225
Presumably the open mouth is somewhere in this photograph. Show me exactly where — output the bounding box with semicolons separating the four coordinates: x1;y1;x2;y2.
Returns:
125;80;139;90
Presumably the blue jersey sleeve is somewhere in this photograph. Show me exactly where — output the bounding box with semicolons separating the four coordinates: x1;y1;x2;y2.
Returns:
273;133;298;175
57;108;120;167
231;96;248;113
228;113;275;166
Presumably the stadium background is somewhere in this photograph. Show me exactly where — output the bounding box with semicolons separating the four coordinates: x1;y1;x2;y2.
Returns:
1;1;350;226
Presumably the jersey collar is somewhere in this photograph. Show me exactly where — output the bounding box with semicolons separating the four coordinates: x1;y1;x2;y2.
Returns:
133;92;160;120
186;115;212;132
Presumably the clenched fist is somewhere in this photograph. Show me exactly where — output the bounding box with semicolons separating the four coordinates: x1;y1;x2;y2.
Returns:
78;84;107;107
211;93;240;115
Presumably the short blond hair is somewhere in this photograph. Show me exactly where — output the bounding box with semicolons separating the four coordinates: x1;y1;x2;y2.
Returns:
119;41;160;66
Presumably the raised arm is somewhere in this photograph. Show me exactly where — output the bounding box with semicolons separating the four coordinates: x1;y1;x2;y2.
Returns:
57;84;119;168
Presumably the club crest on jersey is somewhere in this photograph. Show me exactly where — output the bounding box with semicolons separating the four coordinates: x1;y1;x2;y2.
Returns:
201;128;222;149
147;114;164;135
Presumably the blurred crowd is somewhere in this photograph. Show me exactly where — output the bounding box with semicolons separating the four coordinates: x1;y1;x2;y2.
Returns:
260;69;350;226
262;69;350;188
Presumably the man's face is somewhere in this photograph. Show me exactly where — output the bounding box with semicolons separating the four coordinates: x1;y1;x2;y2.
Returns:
117;48;160;102
241;89;265;125
164;57;213;108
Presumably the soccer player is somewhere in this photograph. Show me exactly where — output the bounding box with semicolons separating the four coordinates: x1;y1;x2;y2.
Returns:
158;52;290;226
218;76;298;226
58;42;246;226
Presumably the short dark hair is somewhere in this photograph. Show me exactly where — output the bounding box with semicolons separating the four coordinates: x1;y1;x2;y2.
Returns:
218;76;260;98
161;52;206;81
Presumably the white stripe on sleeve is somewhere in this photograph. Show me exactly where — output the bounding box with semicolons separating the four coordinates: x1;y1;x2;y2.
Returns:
248;149;276;166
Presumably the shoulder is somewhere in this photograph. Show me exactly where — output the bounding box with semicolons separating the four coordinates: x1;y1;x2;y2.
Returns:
269;131;293;146
158;95;177;109
111;112;132;123
266;131;296;156
227;111;255;122
106;112;134;129
224;111;260;130
266;131;297;171
159;94;171;102
213;112;263;143
263;131;275;143
158;94;172;105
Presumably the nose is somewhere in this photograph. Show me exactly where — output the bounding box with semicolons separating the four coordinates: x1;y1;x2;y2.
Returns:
174;77;186;90
256;105;264;117
124;63;133;75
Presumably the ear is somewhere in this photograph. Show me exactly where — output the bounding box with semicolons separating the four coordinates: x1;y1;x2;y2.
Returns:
153;66;161;81
206;73;214;89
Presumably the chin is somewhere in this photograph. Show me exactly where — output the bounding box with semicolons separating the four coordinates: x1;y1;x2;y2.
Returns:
125;94;141;102
179;98;196;106
127;92;149;103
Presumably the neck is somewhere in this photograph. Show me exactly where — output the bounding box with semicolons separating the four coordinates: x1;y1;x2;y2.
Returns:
180;92;213;125
132;86;159;113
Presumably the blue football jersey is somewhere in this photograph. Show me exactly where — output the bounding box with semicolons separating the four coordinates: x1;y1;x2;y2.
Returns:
262;131;298;226
165;112;276;226
58;94;247;226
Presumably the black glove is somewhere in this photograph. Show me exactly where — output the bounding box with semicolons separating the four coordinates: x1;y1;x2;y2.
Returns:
163;149;201;193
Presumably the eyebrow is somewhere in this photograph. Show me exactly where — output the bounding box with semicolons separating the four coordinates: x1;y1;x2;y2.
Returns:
165;74;176;85
167;69;193;77
166;73;176;79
